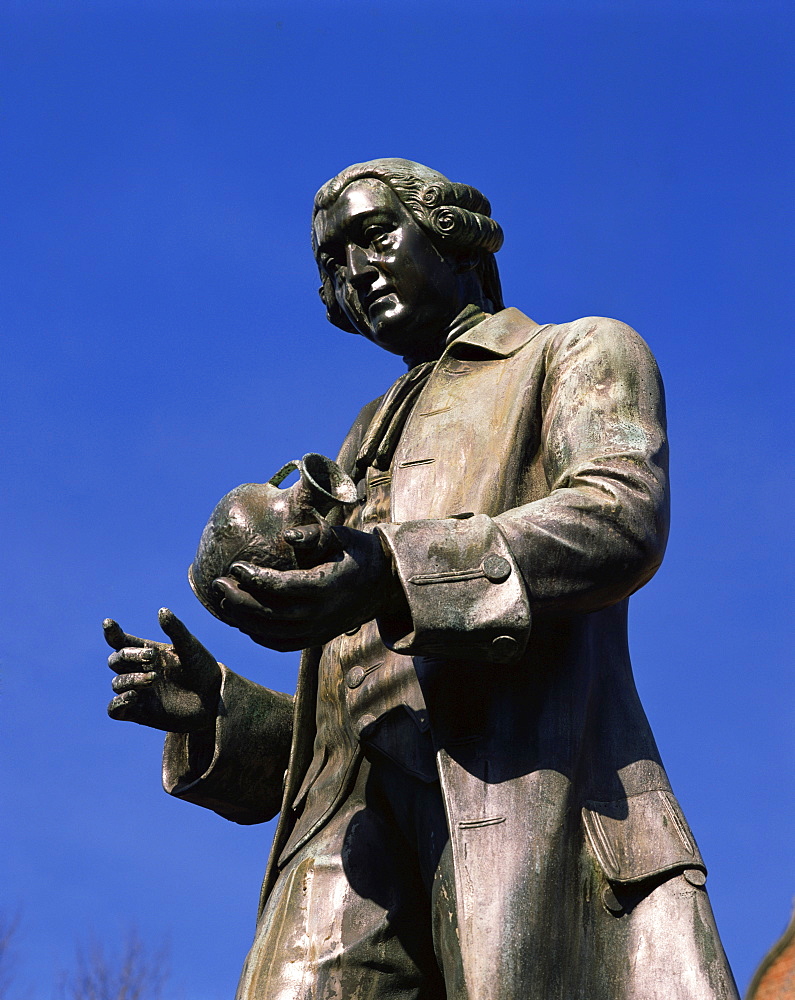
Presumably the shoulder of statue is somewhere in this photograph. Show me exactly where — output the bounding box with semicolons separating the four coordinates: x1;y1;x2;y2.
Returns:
544;315;656;358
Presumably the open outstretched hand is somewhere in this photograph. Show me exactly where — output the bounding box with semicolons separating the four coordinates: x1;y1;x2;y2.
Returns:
104;608;222;732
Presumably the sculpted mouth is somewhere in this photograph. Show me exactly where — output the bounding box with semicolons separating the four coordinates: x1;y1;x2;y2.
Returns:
362;287;395;313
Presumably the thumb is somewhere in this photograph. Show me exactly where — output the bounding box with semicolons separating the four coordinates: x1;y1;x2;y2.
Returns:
158;607;200;657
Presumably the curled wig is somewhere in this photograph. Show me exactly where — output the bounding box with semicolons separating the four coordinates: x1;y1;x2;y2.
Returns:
312;158;504;333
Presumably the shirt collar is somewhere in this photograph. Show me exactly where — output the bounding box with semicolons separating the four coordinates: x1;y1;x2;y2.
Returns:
444;303;490;346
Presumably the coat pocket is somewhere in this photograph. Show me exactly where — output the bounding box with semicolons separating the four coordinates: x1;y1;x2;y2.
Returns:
582;789;707;885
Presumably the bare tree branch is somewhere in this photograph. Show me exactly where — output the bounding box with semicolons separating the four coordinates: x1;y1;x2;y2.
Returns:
57;929;169;1000
0;911;21;1000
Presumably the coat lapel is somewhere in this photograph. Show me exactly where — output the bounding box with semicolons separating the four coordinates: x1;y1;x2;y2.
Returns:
391;309;549;524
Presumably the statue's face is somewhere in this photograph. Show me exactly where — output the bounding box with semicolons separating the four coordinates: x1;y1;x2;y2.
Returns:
313;178;462;362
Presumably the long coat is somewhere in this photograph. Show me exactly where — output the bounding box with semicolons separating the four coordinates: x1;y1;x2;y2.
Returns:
163;309;738;999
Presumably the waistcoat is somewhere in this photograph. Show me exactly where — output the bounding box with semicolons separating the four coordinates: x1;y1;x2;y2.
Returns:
277;459;437;867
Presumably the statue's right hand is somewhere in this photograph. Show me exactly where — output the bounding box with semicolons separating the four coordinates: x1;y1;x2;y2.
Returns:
104;608;222;733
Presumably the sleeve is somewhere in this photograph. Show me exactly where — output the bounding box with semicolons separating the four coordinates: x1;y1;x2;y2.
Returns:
376;318;669;664
162;665;294;825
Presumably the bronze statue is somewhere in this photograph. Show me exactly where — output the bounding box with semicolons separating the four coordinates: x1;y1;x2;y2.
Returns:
104;159;739;999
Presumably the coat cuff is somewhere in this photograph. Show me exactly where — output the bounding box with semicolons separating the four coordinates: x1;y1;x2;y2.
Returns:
375;514;531;664
162;665;294;825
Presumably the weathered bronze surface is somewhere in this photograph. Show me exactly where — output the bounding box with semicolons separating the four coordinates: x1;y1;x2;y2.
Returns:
105;159;740;998
189;453;357;622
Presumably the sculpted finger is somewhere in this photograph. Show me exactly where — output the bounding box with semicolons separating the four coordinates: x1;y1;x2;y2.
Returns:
107;647;158;673
107;689;139;720
111;671;157;693
226;562;279;596
285;520;343;563
283;523;322;549
232;601;308;623
229;561;333;597
213;577;273;617
157;608;202;657
103;619;147;652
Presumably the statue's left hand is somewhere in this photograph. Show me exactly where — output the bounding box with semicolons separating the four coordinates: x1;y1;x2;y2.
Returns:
212;525;398;651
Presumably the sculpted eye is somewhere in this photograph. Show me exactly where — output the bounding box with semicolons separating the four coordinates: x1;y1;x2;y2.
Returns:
364;224;395;250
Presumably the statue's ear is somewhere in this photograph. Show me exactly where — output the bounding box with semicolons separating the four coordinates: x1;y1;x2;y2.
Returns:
452;252;480;274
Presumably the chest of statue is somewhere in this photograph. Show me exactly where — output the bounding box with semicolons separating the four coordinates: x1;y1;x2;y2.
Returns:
391;337;548;525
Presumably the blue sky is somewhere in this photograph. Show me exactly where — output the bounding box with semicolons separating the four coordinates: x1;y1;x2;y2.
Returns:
1;1;792;995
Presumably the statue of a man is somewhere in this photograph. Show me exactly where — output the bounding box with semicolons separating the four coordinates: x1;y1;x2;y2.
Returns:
105;159;739;999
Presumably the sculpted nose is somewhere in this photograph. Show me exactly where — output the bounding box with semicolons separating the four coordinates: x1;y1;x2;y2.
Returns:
346;244;377;288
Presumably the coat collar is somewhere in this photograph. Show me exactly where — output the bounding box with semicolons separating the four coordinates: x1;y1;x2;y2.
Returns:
444;307;546;360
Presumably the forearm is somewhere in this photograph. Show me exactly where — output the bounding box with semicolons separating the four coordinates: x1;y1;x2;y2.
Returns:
163;665;294;824
496;453;668;613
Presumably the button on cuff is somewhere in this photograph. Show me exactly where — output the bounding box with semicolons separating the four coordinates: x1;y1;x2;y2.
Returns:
482;554;511;583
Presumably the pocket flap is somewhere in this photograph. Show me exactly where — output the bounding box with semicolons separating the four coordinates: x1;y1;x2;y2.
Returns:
582;789;706;885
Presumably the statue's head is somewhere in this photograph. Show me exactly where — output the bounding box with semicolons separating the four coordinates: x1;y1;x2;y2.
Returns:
312;159;504;360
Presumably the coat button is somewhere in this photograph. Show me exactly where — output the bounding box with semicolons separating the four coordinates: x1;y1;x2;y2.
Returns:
491;635;518;661
482;554;511;583
683;869;706;887
346;666;366;688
